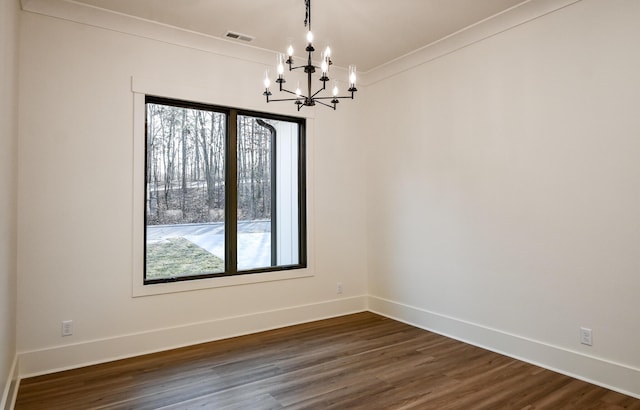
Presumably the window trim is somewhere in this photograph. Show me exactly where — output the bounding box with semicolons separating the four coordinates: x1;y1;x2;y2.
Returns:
131;79;314;297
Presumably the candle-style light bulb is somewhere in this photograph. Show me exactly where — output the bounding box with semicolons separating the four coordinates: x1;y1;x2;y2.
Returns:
349;65;357;86
287;44;294;57
332;82;339;97
321;57;328;74
324;45;331;60
295;81;302;97
306;30;314;44
277;53;285;76
263;69;271;89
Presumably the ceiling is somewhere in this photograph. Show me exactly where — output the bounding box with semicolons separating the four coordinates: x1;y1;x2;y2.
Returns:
71;0;528;72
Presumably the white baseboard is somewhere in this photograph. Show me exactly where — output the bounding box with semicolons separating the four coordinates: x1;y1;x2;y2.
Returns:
16;295;640;401
19;296;367;378
368;296;640;399
1;355;19;410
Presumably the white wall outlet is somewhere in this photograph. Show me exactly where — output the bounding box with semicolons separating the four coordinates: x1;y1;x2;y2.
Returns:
62;320;73;337
336;282;343;295
580;327;592;346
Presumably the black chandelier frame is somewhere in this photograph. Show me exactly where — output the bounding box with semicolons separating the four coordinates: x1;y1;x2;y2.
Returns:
263;0;357;111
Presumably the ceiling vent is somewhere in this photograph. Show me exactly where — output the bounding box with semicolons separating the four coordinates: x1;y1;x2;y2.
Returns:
224;31;255;43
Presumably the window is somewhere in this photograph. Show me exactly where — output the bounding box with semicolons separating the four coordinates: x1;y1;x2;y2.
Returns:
144;96;306;284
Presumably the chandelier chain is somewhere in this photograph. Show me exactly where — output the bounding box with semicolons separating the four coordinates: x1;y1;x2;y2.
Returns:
304;0;311;28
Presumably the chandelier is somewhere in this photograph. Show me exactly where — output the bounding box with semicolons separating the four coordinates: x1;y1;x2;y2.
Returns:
262;0;357;111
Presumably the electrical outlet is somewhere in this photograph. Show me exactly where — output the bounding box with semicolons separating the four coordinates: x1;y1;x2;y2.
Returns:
336;282;343;295
580;327;592;346
62;320;73;337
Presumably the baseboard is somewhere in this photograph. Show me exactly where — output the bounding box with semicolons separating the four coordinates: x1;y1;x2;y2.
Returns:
17;295;639;399
368;296;640;399
18;296;367;378
1;355;19;410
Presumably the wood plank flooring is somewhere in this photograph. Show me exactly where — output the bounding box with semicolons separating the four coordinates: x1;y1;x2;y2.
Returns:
15;312;640;409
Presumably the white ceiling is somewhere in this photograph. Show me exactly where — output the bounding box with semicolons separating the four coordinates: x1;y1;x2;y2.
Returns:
71;0;529;72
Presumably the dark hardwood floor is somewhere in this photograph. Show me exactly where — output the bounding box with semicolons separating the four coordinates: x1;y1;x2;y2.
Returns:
15;312;640;409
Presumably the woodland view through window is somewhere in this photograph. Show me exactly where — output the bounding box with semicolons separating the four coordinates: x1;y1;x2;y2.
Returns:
144;96;306;284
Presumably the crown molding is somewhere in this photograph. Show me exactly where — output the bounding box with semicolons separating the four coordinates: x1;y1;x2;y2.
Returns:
20;0;277;66
21;0;581;87
364;0;582;85
20;0;352;82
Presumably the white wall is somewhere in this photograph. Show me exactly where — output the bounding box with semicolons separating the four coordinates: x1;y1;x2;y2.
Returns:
17;6;368;375
0;0;20;406
15;0;640;399
366;0;640;397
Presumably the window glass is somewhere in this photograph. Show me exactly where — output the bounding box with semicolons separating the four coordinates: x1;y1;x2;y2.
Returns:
145;102;226;280
237;115;300;271
144;97;306;284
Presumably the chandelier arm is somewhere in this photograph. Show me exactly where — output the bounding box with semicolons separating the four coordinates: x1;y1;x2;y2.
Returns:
288;65;311;71
310;82;327;99
313;99;335;110
309;87;322;99
278;88;307;98
312;96;349;101
316;90;357;100
267;97;305;102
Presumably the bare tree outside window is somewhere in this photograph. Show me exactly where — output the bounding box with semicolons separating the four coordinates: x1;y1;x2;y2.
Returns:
145;103;226;280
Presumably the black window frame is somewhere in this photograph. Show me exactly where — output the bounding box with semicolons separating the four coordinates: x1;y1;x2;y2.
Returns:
143;95;307;285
